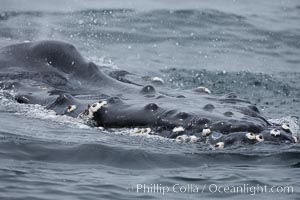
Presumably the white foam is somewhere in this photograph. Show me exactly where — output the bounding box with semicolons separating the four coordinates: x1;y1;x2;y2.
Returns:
88;55;118;70
0;91;90;129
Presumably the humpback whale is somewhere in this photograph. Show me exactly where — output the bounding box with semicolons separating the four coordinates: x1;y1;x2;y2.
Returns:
0;40;297;148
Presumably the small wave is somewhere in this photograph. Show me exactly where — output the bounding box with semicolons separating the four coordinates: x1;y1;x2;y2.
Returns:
0;136;299;168
0;90;90;129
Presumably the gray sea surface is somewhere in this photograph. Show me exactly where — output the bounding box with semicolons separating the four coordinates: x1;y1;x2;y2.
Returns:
0;0;300;199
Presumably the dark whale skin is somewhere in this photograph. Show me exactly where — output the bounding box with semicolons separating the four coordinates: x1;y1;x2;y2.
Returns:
0;40;297;147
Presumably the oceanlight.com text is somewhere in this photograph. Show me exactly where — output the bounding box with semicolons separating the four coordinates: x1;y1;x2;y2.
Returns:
130;183;294;196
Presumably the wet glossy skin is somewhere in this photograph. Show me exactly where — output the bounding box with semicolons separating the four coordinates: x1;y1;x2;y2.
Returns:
0;40;297;147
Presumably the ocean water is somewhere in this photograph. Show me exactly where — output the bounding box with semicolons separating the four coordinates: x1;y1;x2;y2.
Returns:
0;0;300;199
